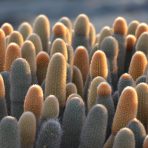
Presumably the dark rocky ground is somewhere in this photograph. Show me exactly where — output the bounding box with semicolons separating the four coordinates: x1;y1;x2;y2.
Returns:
0;0;148;32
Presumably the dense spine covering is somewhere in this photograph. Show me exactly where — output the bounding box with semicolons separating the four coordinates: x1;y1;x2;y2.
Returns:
136;83;148;129
117;73;135;96
10;58;31;119
8;31;24;46
128;51;147;81
87;76;106;111
41;95;59;120
113;17;127;77
127;118;146;148
90;50;108;80
24;84;43;121
0;74;7;120
79;104;108;148
0;29;6;72
96;82;115;139
36;51;50;85
27;33;43;54
5;43;21;71
112;128;135;148
72;14;91;53
1;22;13;36
18;22;32;40
21;40;37;84
66;82;77;99
0;116;20;148
36;119;62;148
74;46;89;83
50;38;68;61
112;87;138;135
33;14;50;52
45;53;66;108
61;97;85;148
18;112;36;148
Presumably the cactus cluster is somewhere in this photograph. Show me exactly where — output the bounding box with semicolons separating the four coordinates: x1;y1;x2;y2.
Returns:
0;14;148;148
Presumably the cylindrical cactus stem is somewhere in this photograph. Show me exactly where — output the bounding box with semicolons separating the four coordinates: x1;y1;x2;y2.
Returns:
98;26;112;45
87;76;106;111
135;32;148;58
143;135;148;148
59;16;72;33
79;104;108;148
18;112;36;148
52;22;68;43
5;43;21;71
36;51;49;85
10;58;32;120
135;75;147;85
128;51;147;81
45;53;66;108
135;22;148;39
24;84;43;121
0;116;20;148
127;118;146;148
74;46;89;84
66;44;74;66
21;40;37;84
124;34;136;72
0;29;6;72
1;22;13;36
72;14;91;53
113;17;128;77
72;65;83;97
27;33;42;54
1;71;10;115
8;31;24;46
41;95;59;120
66;82;77;99
50;38;68;61
18;22;32;40
89;22;96;48
90;50;108;80
33;14;50;52
112;86;138;135
128;20;139;35
100;36;119;90
61;97;85;148
96;82;115;139
136;83;148;129
117;73;135;96
0;74;7;120
112;128;135;148
36;119;62;148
